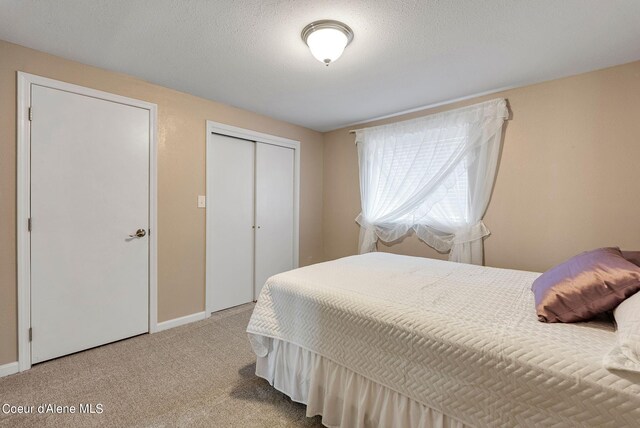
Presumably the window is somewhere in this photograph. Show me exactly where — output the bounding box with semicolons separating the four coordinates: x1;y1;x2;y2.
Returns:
354;98;507;264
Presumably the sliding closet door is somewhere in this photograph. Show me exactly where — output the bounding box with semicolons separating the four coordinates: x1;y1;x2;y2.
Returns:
254;143;295;297
207;134;255;312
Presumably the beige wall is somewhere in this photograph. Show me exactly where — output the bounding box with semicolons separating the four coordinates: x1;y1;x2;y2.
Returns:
0;40;324;365
323;61;640;272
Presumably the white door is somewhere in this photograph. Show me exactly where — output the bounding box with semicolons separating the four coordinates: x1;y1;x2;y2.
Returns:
30;84;150;364
254;143;295;297
207;134;255;312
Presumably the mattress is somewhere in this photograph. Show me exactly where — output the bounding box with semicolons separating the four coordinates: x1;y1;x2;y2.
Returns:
247;253;640;427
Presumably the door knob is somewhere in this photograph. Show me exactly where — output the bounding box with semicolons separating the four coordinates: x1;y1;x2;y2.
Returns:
129;229;146;238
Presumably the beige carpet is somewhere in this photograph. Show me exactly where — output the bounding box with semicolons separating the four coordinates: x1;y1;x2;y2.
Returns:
0;304;323;427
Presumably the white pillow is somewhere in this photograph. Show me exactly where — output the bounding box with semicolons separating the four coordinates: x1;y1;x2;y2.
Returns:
604;291;640;372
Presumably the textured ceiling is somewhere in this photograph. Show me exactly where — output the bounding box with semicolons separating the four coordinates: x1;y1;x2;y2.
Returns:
1;1;640;131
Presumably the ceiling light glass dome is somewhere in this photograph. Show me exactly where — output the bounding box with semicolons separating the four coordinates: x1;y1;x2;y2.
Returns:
302;20;354;66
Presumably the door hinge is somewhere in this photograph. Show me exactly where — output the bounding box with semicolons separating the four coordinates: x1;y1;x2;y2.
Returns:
28;107;33;121
27;218;32;232
29;327;32;342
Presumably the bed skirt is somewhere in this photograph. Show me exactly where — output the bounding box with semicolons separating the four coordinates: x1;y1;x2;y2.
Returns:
252;335;468;428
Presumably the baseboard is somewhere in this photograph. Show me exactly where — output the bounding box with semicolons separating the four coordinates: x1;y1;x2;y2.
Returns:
155;311;207;332
1;312;207;376
0;361;19;378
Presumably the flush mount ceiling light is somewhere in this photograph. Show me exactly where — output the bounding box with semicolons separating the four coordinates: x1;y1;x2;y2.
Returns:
301;20;354;66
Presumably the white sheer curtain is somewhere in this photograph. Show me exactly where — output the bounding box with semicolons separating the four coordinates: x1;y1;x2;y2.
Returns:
355;98;508;264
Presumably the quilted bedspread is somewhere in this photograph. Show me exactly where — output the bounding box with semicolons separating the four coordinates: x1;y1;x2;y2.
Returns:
246;253;640;427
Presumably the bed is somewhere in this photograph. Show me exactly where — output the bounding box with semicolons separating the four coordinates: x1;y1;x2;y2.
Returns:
246;253;640;427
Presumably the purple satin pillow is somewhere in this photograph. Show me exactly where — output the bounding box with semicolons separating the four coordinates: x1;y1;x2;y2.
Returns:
532;247;640;323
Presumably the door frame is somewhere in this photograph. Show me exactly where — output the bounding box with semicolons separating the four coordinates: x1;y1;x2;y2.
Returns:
17;72;159;372
205;121;300;315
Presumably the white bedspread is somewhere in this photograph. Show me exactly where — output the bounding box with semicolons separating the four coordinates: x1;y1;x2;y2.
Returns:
247;253;640;427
